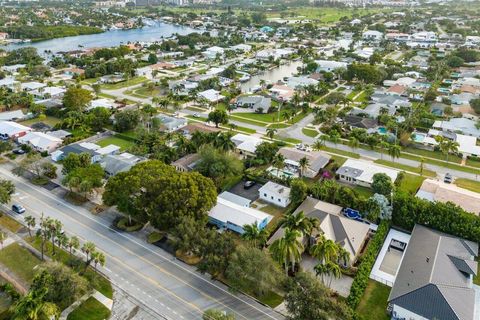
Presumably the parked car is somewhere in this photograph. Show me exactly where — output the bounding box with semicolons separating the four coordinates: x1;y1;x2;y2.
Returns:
444;173;453;184
12;204;25;214
243;181;256;189
12;149;25;155
193;113;200;118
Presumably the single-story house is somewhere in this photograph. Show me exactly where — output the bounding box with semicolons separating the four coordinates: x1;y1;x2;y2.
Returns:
268;197;370;266
101;153;142;176
172;153;200;172
20;81;46;92
343;115;379;131
88;98;117;110
18;131;62;153
0;121;32;139
218;191;251;207
0;110;27;122
278;147;331;178
362;30;384;41
286;76;318;89
336;159;399;188
202;46;225;60
315;60;348;72
416;179;480;215
433;117;480;138
388;224;479;320
156;115;188;132
269;84;294;102
198;89;226;103
234;95;271;113
258;181;291;208
32;86;66;100
231;133;264;158
208;197;272;234
52;142;100;162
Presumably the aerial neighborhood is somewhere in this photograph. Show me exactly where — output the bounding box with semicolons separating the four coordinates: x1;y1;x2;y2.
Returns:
0;0;479;319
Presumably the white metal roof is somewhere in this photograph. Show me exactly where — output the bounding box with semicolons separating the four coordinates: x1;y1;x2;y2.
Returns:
209;197;272;228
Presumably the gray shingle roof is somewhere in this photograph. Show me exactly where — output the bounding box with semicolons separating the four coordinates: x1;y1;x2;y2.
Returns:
389;224;478;320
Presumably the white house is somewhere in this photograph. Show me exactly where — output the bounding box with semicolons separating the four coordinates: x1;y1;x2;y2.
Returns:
315;60;348;72
0;121;32;140
18;132;63;153
336;159;399;188
231;133;263;158
258;181;291;208
202;46;225;59
208;197;272;234
198;89;225;103
362;30;384;41
20;81;47;92
32;86;66;100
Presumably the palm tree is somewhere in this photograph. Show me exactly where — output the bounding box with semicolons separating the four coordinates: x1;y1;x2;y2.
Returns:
67;236;80;258
328;131;340;147
269;228;304;275
0;232;5;249
242;223;267;248
419;157;425;176
325;260;342;287
313;136;327;150
298;157;309;177
81;241;96;269
348;137;359;152
213;132;235;152
388;144;401;162
337;246;350;267
272;154;285;176
11;289;59;320
279;211;312;235
436;136;459;163
266;128;277;141
310;235;339;263
24;215;36;237
379;141;390;160
92;251;106;272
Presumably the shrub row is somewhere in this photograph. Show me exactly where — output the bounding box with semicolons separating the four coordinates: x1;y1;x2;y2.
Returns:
347;220;390;309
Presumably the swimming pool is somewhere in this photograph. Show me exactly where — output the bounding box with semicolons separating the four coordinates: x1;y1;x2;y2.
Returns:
377;127;387;135
413;132;426;143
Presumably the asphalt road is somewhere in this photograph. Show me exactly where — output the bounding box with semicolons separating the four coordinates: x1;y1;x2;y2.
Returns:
0;166;284;320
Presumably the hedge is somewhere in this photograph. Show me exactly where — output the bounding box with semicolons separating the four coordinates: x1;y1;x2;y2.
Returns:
347;220;390;309
392;192;480;243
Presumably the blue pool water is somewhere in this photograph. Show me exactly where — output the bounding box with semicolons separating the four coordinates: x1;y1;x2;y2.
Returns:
377;127;387;135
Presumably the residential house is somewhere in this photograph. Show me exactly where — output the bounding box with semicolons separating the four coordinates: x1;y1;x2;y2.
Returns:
286;76;318;89
343;115;379;132
231;133;263;158
21;81;46;92
202;46;224;59
18;132;62;153
218;191;251;207
278;147;331;178
0;121;31;139
208;197;272;234
0;77;19;91
416;179;480;215
388;224;479;320
268;197;370;266
269;84;295;102
315;60;348;72
362;30;384;41
156;115;187;132
0;110;27;122
336;159;399;188
258;181;291;208
172;153;200;172
198;89;225;103
234;95;271;113
101;153;142;176
433;117;480;138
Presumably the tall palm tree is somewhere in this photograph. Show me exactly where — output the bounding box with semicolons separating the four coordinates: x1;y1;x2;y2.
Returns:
272;154;285;176
379;141;390;160
310;235;339;263
298;157;309;177
328;131;340;147
279;211;312;235
388;144;401;162
269;228;304;275
313;136;327;150
242;223;267;248
436;136;459;163
11;289;59;320
214;132;235;152
348;137;359;152
325;260;342;287
266;128;277;141
24;215;36;238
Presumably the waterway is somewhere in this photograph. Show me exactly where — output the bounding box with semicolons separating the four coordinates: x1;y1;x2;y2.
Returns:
2;21;197;53
240;60;304;93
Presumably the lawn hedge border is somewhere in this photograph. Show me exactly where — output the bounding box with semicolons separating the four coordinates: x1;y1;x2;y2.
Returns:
347;220;390;309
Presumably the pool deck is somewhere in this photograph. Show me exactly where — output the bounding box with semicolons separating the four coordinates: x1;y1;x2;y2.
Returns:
370;228;411;287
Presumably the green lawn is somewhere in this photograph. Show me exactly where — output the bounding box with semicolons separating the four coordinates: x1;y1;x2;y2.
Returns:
326;155;347;169
474;258;480;286
134;86;162;97
402;147;462;164
302;128;319;138
100;77;147;90
274;135;302;145
466;157;480;169
67;297;111;320
0;243;42;283
97;135;135;151
374;159;436;177
267;123;289;129
356;280;390;320
27;237;113;299
397;173;426;194
322;146;361;159
454;178;480;193
232;112;278;123
186;115;208;122
353;185;374;200
230;115;269;127
234;126;256;134
400;153;480;175
0;213;23;233
20;116;61;127
258;291;283;308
